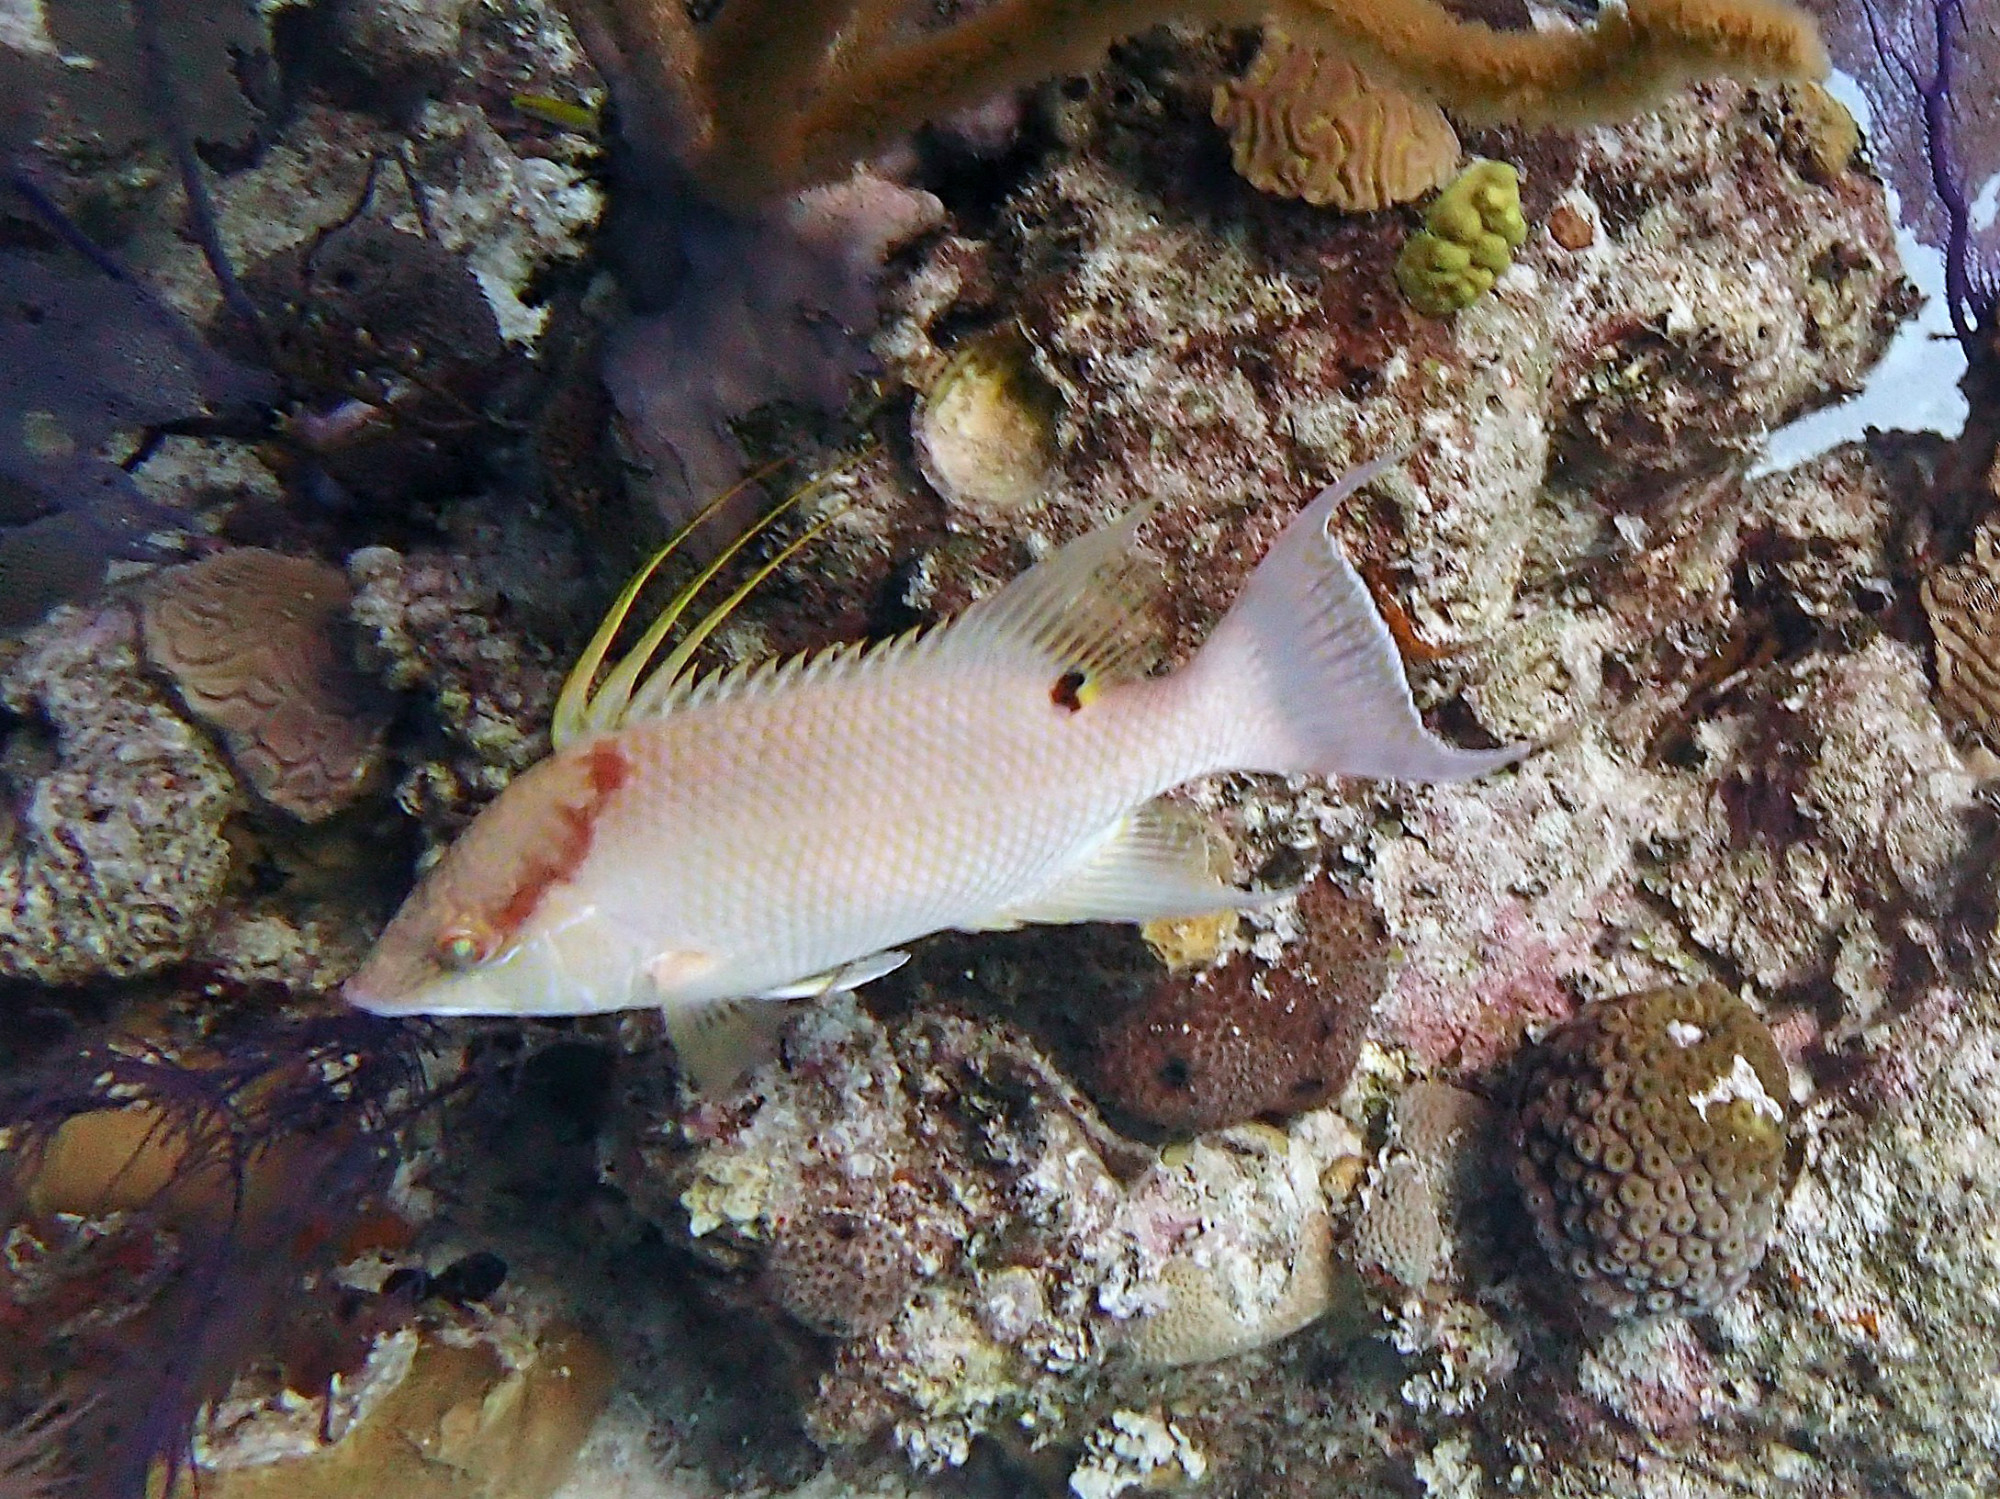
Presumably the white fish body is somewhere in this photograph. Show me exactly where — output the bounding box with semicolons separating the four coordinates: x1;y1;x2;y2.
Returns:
343;457;1520;1079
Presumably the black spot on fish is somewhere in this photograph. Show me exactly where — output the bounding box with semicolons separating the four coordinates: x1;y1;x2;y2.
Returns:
1051;669;1088;712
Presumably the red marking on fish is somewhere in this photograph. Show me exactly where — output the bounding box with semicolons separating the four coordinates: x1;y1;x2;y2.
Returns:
487;742;629;938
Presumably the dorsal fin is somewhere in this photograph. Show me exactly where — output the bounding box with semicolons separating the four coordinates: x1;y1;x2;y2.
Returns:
554;456;861;746
611;501;1166;725
935;504;1163;684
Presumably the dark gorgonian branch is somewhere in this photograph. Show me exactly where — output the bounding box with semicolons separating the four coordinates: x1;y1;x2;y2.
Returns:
563;0;1829;209
1810;0;1999;351
0;1011;440;1497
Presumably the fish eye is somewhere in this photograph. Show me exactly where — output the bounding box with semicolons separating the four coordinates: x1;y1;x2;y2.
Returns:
436;924;496;970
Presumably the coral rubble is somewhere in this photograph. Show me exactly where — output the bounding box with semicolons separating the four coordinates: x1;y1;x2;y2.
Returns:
1;605;241;983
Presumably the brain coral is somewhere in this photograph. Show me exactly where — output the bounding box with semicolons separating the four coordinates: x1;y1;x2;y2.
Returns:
142;549;390;823
1394;157;1529;315
1513;984;1790;1318
1212;28;1461;211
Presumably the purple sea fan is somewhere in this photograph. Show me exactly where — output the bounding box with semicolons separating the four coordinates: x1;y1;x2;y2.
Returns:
1805;0;2000;345
0;251;271;631
0;1009;435;1499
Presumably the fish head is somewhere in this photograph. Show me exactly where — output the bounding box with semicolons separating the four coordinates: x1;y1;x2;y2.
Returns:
343;741;645;1017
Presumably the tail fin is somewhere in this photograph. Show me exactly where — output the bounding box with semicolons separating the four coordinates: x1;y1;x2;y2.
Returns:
1190;455;1525;783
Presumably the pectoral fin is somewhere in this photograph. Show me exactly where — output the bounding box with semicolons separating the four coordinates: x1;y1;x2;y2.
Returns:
983;799;1281;927
753;949;910;1000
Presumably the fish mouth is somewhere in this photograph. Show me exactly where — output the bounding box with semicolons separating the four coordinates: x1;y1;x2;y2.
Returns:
339;978;409;1016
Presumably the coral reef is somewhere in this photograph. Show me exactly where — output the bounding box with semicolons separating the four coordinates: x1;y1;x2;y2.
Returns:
224;221;516;510
567;0;1827;207
0;604;241;983
347;517;582;838
1393;157;1528;316
610;997;1363;1472
0;1011;428;1497
1513;983;1791;1317
1213;29;1461;211
12;0;2000;1495
1351;1078;1499;1292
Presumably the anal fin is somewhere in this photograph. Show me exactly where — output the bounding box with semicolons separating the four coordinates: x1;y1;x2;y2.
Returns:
984;799;1281;928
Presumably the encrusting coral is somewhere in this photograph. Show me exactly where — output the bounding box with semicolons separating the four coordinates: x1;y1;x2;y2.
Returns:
1351;1080;1501;1292
1213;27;1461;211
564;0;1828;208
1394;157;1529;315
1113;1121;1343;1367
0;605;242;984
1513;984;1790;1318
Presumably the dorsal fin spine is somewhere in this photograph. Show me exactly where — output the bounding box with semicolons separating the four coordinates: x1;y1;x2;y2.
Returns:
617;498;850;726
589;469;837;736
550;459;785;749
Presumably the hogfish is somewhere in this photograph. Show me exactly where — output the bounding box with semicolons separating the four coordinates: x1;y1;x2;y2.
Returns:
343;455;1521;1081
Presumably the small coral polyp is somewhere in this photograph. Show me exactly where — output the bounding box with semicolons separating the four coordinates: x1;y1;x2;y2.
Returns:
1513;983;1789;1318
1395;159;1529;316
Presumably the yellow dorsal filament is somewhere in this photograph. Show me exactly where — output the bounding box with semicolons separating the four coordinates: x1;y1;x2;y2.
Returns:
622;502;848;724
552;459;787;750
583;471;824;737
555;453;867;747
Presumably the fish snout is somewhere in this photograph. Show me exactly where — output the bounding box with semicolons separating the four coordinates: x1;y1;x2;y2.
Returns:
340;969;420;1017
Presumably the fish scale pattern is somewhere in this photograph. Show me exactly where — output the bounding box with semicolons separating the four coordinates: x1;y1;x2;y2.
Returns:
605;653;1205;995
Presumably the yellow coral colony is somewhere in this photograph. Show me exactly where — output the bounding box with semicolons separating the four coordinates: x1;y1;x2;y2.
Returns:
1395;158;1528;316
1213;28;1460;211
560;0;1828;209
